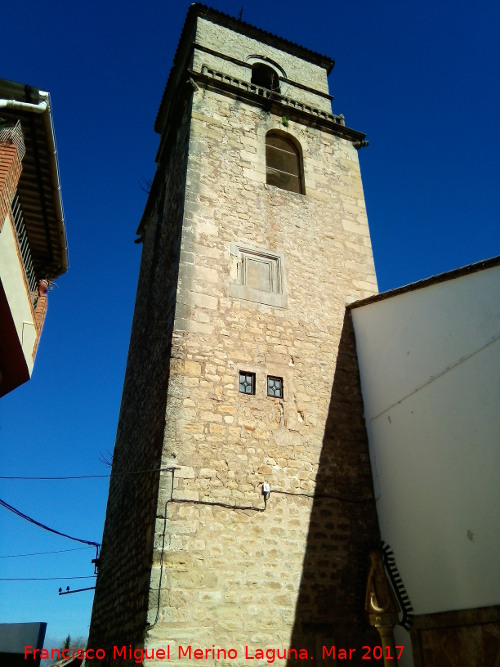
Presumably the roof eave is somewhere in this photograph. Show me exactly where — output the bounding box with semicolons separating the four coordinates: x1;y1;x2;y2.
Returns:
0;79;68;279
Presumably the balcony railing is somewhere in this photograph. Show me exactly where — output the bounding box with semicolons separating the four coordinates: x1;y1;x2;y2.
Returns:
11;190;38;308
200;66;346;126
0;120;26;161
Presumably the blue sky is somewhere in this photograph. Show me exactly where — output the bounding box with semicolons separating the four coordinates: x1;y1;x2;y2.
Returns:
1;0;499;647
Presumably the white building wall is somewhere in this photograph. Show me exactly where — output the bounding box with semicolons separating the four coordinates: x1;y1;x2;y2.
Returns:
351;262;500;665
0;212;36;374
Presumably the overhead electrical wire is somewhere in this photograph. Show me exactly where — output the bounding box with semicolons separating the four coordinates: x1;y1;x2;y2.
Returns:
0;575;97;581
0;474;112;480
0;546;93;559
0;498;101;589
0;497;100;548
0;466;175;480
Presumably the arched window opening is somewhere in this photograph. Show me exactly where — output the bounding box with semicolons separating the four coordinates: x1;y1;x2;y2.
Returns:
251;63;280;92
266;132;304;194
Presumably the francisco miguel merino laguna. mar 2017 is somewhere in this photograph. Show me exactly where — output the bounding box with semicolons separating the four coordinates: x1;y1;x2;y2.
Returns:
24;643;405;663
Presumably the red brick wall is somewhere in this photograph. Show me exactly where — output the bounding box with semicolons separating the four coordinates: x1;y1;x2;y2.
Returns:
0;142;23;232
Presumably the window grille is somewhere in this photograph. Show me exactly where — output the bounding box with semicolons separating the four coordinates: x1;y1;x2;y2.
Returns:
267;376;284;399
239;371;256;395
11;191;38;306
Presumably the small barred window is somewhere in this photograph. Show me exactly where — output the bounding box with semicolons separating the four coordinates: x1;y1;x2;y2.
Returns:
267;376;284;399
239;371;256;395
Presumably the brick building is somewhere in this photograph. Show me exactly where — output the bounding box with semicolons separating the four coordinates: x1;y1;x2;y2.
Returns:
0;79;68;397
88;5;381;665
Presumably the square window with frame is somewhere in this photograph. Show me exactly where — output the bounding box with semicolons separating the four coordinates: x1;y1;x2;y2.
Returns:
230;243;287;308
267;375;284;399
239;371;256;395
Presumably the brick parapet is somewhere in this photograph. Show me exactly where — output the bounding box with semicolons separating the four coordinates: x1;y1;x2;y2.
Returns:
31;282;49;359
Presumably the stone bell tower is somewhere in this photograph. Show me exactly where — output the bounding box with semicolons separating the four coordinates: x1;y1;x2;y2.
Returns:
89;5;381;664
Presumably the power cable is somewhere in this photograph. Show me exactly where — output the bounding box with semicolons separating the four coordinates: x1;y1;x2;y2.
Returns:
147;468;266;630
0;497;100;548
0;474;111;480
0;466;175;481
271;488;375;503
0;546;93;559
0;575;97;581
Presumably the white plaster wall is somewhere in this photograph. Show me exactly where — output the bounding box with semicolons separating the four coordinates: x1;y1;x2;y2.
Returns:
352;263;500;665
0;213;35;373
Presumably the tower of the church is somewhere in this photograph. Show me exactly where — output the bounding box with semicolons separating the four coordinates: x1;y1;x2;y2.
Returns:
89;5;381;664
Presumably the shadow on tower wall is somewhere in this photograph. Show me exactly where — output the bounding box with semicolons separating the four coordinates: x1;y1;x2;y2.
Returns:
87;97;192;665
286;309;381;666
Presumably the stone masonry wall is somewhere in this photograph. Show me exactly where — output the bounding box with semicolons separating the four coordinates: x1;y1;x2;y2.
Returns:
89;13;380;666
87;96;193;660
192;18;332;113
143;78;380;664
